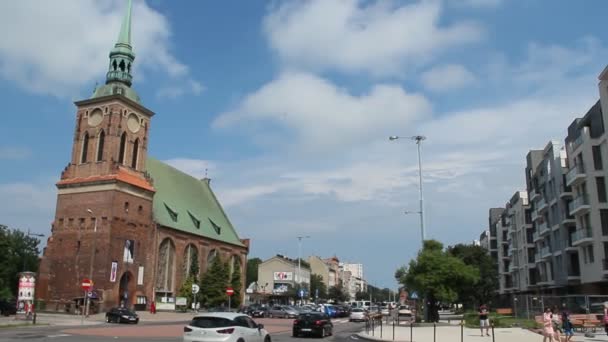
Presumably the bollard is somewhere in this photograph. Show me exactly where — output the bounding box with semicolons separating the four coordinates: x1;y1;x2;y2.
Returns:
491;322;495;342
460;320;464;342
410;320;413;342
32;313;36;325
380;318;383;338
393;318;395;341
372;318;375;336
433;322;436;342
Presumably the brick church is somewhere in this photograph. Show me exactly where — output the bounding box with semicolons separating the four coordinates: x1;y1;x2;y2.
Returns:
36;0;249;312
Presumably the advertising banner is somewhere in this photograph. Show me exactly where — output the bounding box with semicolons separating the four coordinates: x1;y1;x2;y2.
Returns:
110;261;118;282
17;272;35;302
273;271;293;281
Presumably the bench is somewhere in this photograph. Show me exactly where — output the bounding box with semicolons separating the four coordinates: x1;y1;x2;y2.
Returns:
496;308;513;316
570;314;601;332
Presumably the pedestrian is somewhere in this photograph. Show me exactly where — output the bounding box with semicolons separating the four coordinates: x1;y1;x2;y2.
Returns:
543;307;555;342
560;303;573;342
479;304;490;337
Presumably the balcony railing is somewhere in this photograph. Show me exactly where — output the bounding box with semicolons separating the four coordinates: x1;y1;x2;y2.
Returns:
531;210;539;222
604;259;608;271
537;197;548;211
541;246;552;258
533;231;541;242
538;221;550;235
566;164;586;186
534;252;541;263
568;194;590;215
571;228;593;245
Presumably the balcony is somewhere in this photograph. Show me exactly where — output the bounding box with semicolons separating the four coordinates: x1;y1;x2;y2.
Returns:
560;184;573;199
538;222;550;236
565;164;586;187
568;194;590;215
564;238;577;252
533;231;541;242
567;268;581;281
541;246;552;259
534;252;541;263
562;214;576;225
531;210;539;222
537;197;548;212
603;259;608;272
571;228;594;246
530;189;540;201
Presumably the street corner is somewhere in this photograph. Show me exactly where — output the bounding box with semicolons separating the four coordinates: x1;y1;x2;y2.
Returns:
62;323;185;338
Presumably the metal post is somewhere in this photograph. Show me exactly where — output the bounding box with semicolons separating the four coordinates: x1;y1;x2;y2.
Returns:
228;295;231;312
433;322;436;342
85;214;97;318
461;320;464;342
393;318;395;341
410;320;413;342
491;322;495;342
415;136;426;242
380;318;383;338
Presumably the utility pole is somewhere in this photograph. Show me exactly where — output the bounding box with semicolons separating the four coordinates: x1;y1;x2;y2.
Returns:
296;236;310;305
85;209;98;318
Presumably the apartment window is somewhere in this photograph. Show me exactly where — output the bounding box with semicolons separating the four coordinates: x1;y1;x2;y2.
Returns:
525;209;532;224
596;177;607;203
602;210;608;236
587;245;595;263
592;145;603;170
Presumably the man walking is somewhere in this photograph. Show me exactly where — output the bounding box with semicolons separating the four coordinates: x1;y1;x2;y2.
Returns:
561;303;573;342
479;304;490;337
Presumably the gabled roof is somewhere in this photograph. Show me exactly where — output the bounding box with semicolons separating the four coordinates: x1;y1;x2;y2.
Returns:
146;157;245;248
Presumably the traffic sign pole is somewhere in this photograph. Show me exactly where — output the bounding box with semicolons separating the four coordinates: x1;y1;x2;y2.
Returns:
226;287;234;312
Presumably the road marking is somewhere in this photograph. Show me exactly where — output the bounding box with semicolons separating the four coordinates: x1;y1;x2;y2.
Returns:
48;334;72;338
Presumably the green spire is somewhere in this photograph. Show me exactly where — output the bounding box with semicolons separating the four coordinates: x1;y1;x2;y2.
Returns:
92;0;140;103
117;0;132;47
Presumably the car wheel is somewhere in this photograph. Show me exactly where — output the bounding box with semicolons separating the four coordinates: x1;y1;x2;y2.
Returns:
264;335;271;342
292;330;299;338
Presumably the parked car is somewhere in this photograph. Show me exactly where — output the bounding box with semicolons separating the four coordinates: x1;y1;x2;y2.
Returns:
380;306;390;316
397;305;413;321
322;304;338;318
105;307;139;324
334;305;350;317
250;306;269;318
184;312;270;342
349;308;367;322
292;312;333;338
0;300;17;316
267;305;298;318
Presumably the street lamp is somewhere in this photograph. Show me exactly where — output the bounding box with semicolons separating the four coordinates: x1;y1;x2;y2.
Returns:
22;229;44;271
389;135;426;243
296;236;310;305
85;208;98;318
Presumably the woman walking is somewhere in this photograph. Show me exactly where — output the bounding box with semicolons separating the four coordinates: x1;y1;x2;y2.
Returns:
479;304;490;337
604;302;608;336
543;307;554;342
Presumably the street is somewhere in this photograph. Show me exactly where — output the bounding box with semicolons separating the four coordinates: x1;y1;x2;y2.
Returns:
0;317;365;342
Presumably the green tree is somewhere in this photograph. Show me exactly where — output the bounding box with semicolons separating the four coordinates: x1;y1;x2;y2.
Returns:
245;257;262;286
395;240;479;322
447;243;498;308
0;224;41;300
328;282;349;303
178;275;197;309
230;262;242;308
199;258;230;307
309;274;327;301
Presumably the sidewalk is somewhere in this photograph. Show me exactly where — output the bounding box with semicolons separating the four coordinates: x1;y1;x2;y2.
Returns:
357;323;608;342
0;310;196;327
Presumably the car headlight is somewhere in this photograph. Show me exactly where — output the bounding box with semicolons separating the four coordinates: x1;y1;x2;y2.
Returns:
122;315;130;319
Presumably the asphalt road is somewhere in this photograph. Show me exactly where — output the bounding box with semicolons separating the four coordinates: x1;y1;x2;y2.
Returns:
0;318;365;342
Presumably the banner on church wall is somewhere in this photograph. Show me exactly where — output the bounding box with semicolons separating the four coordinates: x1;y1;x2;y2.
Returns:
110;261;118;282
137;266;144;285
123;240;134;263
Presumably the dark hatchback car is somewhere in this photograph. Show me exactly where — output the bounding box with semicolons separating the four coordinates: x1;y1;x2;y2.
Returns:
250;306;268;318
335;305;350;318
0;300;17;316
105;307;139;324
292;312;333;338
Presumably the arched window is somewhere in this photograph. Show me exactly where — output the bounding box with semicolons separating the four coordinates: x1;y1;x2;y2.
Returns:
96;130;105;161
118;132;127;164
183;244;199;278
80;132;89;163
131;138;139;169
207;249;218;269
155;238;176;293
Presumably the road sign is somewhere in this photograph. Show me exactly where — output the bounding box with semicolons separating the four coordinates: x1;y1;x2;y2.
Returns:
410;291;418;299
299;289;304;298
81;278;93;291
192;284;200;294
226;287;234;296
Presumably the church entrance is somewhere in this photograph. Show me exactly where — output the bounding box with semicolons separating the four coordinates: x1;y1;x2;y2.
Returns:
118;272;133;308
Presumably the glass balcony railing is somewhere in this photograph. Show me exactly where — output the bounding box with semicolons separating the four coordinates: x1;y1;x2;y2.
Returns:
571;228;593;244
568;194;589;214
540;246;552;258
566;164;585;185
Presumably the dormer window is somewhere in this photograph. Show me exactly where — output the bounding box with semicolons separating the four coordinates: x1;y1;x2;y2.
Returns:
209;219;221;235
164;203;178;222
188;211;200;229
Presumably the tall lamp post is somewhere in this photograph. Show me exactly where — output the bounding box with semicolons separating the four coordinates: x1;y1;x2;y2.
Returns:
85;208;98;318
389;135;426;243
23;229;44;271
296;235;310;305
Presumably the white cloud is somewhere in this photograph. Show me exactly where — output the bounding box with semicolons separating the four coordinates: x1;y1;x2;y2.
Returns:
214;71;431;151
156;79;205;99
263;0;484;76
0;181;56;237
0;146;31;160
420;64;476;92
0;0;194;97
449;0;503;8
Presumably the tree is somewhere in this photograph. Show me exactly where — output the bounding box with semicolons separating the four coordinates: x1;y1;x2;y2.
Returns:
199;258;230;307
328;282;349;303
245;257;262;286
178;275;197;309
447;243;498;308
230;262;242;308
0;224;41;300
309;274;327;301
395;240;479;322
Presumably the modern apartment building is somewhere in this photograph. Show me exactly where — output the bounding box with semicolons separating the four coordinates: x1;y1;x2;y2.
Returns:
504;191;534;293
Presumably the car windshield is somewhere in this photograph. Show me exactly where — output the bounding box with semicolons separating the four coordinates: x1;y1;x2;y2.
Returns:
352;309;364;312
298;312;324;320
190;317;235;328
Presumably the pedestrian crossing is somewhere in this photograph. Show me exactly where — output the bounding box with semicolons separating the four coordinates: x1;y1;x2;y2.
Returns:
332;319;351;324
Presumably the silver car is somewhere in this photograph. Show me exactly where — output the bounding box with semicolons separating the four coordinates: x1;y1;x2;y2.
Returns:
349;308;367;322
267;305;299;318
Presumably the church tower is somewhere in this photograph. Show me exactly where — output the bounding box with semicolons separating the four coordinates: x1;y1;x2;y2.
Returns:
38;0;158;311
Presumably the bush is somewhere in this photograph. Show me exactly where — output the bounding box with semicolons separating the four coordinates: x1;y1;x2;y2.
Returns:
463;311;539;329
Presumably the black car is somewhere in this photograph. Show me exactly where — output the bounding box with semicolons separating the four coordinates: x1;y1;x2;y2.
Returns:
0;300;17;316
335;305;350;318
250;306;268;318
292;312;333;338
105;307;139;324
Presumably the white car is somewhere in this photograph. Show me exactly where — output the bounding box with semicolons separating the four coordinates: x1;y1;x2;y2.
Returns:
184;312;271;342
349;308;367;322
397;306;413;321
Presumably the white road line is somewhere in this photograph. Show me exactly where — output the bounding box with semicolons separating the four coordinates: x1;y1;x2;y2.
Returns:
47;334;72;338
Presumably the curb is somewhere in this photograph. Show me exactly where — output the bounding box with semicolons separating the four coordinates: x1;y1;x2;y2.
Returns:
354;332;408;342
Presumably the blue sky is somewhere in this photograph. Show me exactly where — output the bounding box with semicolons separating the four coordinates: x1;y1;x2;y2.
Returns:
1;0;608;289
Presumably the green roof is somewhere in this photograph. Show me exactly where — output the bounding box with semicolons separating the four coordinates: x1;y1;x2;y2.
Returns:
146;157;245;248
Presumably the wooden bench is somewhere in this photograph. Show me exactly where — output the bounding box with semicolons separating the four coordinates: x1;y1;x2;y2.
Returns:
496;308;513;316
570;314;601;332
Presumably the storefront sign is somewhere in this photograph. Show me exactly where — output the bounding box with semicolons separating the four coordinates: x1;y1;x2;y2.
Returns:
273;271;293;281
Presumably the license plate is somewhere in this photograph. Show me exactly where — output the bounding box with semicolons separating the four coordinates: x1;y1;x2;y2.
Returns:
301;329;311;332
